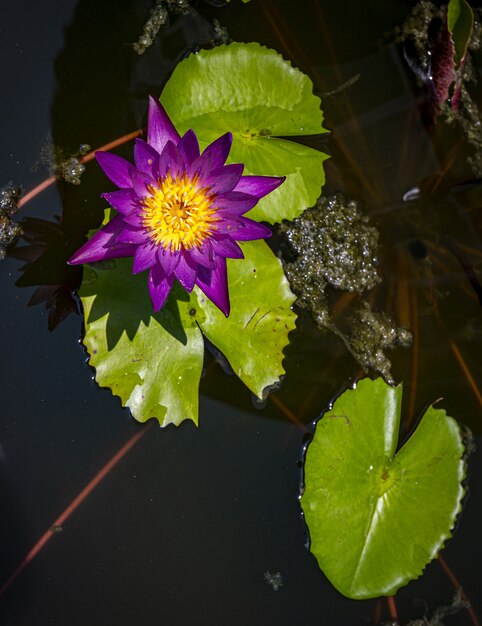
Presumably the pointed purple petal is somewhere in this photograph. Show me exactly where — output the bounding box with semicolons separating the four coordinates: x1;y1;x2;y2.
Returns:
205;164;244;194
212;216;244;236
148;265;175;312
116;226;149;244
214;191;258;215
210;236;244;259
158;141;184;179
123;211;143;227
197;132;232;176
188;151;213;181
101;189;138;216
131;170;158;198
232;218;272;242
147;96;180;154
178;129;200;167
233;175;285;198
96;151;134;189
132;244;158;273
174;252;197;292
196;258;230;317
68;215;127;264
188;242;216;269
156;247;180;275
215;191;259;215
134;139;160;177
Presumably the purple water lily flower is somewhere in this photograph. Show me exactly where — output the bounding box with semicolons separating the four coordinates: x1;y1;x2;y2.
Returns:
69;96;284;316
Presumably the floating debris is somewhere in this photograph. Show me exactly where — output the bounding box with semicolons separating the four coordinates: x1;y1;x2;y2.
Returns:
58;157;86;185
0;182;23;260
407;590;470;625
264;571;283;591
134;0;229;54
279;192;411;380
398;1;482;175
280;192;381;299
134;0;192;54
36;137;91;185
343;302;412;382
134;2;169;54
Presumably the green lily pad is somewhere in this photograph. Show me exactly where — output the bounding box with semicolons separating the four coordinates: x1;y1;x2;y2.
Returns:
79;261;205;427
79;241;296;425
301;377;465;599
196;240;297;399
448;0;474;67
161;42;328;223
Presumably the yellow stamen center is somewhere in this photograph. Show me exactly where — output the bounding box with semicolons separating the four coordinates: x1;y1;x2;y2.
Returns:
140;172;217;251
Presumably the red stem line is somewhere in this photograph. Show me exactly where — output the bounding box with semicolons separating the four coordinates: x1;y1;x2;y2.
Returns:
387;595;399;622
0;425;149;599
438;555;480;626
17;128;143;209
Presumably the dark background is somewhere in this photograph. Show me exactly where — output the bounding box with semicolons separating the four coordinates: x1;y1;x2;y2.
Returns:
0;1;481;624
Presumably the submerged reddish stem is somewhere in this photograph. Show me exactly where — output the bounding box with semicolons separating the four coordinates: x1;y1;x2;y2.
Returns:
0;424;150;598
438;554;480;626
387;595;399;622
17;128;143;209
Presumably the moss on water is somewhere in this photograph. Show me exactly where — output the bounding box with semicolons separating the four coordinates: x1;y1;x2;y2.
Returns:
279;192;411;381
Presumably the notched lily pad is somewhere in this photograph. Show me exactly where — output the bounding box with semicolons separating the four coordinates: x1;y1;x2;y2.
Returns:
79;241;296;425
195;240;297;399
301;377;465;599
161;42;328;224
80;259;205;427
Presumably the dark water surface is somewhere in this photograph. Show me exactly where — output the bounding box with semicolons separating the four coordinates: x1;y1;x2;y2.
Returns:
1;1;481;624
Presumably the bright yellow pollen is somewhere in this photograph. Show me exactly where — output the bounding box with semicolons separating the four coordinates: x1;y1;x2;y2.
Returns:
140;173;217;251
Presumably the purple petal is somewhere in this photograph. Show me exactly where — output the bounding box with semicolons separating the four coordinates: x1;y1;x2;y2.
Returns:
198;133;232;175
96;151;134;189
101;189;138;216
158;141;184;179
196;259;230;317
147;96;180;154
132;244;158;273
174;252;198;292
214;191;259;215
205;164;244;194
232;218;272;242
188;242;216;269
131;170;158;199
210;235;244;259
134;139;160;178
149;265;175;312
233;175;285;198
178;130;200;167
157;247;180;275
212;216;244;236
68;215;131;264
123;211;143;227
188;151;213;181
116;226;149;245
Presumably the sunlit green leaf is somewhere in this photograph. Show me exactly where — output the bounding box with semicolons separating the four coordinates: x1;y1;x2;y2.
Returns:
161;42;328;223
79;260;205;427
79;240;296;423
301;377;465;599
196;240;297;399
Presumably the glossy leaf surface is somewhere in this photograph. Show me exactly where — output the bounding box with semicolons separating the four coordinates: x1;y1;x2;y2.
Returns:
301;378;465;599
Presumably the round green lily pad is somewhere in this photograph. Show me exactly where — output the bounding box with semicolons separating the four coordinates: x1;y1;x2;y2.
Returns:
161;42;328;223
301;377;465;599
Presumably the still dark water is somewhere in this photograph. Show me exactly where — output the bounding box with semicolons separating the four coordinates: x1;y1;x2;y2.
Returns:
1;1;481;624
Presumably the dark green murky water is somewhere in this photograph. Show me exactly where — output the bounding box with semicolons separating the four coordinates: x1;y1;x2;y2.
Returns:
0;1;481;624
